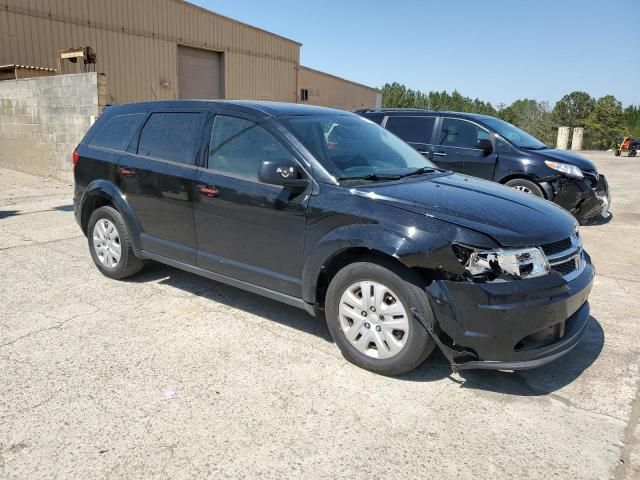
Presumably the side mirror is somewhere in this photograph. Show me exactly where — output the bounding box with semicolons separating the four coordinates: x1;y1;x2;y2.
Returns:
258;160;309;190
476;139;493;156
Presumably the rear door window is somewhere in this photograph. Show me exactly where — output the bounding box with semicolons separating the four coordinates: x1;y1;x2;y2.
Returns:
89;113;145;151
385;116;435;144
137;112;204;165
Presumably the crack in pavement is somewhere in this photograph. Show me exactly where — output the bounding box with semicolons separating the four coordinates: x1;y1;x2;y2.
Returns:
0;388;63;423
0;305;100;348
0;192;71;205
0;235;83;251
615;376;640;480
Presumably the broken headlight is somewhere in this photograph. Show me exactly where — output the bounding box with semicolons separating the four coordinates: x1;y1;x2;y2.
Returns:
455;245;550;280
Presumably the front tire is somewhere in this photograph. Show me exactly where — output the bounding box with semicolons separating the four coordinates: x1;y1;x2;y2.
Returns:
87;206;143;279
325;261;436;376
505;178;545;197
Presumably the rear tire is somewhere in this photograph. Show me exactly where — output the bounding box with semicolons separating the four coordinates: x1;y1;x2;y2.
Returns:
505;178;545;197
87;206;143;279
614;149;621;156
325;261;436;376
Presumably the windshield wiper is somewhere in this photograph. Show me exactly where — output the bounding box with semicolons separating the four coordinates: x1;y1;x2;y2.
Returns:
337;173;404;181
397;166;441;178
338;167;444;182
521;145;549;150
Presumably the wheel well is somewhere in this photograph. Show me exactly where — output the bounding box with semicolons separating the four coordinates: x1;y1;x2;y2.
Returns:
498;174;547;199
80;194;113;234
315;248;432;309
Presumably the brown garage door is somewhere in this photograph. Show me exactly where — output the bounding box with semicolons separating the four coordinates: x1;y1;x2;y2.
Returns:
178;46;224;99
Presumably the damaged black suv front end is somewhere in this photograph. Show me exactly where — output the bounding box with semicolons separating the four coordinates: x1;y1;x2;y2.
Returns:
353;171;596;373
426;232;594;371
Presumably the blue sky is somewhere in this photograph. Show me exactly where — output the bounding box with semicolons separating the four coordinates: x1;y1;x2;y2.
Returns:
192;0;640;107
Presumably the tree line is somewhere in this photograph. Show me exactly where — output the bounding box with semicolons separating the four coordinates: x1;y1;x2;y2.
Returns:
380;82;640;150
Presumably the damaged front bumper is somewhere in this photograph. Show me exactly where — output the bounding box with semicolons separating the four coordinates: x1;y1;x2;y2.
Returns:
424;253;595;372
545;174;610;224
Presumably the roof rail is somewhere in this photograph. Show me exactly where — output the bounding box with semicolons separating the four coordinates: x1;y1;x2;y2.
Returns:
356;108;436;113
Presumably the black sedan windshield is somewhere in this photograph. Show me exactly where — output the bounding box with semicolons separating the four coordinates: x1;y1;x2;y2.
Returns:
480;117;547;150
282;115;436;180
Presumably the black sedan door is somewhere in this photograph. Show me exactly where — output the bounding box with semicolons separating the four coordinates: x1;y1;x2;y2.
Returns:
117;109;207;265
433;117;497;179
193;112;309;297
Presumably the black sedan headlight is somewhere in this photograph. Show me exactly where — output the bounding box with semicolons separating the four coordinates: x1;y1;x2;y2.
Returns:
544;160;584;179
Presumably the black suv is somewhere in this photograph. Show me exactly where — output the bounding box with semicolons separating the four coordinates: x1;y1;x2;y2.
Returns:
357;109;610;224
74;101;594;375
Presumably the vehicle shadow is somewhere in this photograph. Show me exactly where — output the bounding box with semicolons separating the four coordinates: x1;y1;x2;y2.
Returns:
129;262;604;395
0;204;73;220
53;204;74;212
405;316;605;396
128;262;333;343
0;210;19;220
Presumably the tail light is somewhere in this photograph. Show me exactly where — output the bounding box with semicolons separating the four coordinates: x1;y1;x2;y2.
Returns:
72;150;80;168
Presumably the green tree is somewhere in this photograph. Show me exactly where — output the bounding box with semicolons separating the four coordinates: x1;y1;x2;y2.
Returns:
498;99;554;145
623;105;640;137
585;95;624;149
380;83;637;150
551;91;595;129
381;83;497;115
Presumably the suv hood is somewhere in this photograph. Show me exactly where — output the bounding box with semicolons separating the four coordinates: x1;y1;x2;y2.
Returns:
357;173;577;247
532;148;598;172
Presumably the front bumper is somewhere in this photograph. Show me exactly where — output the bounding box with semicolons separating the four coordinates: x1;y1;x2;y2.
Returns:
550;174;610;224
424;253;595;371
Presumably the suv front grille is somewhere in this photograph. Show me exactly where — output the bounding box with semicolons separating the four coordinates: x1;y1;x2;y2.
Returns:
541;237;572;256
552;257;579;276
542;233;583;279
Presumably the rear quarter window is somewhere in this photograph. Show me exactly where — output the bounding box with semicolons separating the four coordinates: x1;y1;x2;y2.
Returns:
89;113;145;151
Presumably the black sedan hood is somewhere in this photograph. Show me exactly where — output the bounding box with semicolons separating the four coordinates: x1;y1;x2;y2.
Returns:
358;173;577;246
532;148;598;172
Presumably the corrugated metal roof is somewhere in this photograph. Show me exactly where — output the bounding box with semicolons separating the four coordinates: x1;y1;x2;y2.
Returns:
181;0;302;46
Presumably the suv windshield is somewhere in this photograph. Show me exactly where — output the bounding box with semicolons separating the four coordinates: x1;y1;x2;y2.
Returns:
480;117;548;150
282;115;436;180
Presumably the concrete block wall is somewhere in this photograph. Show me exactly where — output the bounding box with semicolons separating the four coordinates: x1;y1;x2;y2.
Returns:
0;72;105;182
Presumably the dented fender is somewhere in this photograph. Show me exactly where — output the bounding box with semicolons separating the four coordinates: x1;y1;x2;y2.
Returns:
301;188;499;305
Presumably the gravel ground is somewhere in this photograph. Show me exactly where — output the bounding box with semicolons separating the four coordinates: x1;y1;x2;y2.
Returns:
0;150;638;479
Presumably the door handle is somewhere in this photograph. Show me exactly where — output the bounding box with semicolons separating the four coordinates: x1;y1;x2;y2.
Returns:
118;167;136;177
197;184;219;198
433;152;447;157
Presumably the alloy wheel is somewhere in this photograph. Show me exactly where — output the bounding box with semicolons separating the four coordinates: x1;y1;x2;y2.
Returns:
92;219;121;268
513;185;533;194
338;281;410;359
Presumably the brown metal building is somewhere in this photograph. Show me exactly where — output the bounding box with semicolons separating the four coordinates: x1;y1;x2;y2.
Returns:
298;66;381;111
0;0;380;110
